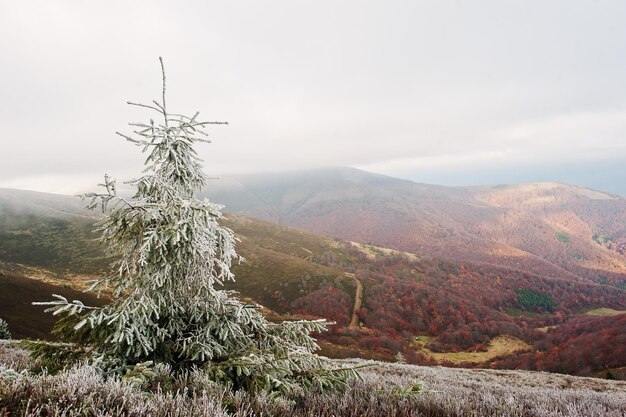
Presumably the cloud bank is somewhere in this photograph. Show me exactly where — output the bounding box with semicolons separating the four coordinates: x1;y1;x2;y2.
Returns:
1;0;625;195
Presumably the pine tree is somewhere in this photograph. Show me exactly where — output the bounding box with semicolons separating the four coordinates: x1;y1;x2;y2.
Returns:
0;318;11;340
32;58;357;393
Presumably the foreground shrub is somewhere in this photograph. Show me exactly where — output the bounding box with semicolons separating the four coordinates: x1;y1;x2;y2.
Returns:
0;319;10;340
1;349;625;417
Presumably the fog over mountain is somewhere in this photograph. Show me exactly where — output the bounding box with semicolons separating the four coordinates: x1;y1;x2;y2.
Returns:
368;158;626;197
1;1;626;195
202;166;626;281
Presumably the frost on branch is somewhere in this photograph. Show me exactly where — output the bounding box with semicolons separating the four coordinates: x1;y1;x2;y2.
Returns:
29;57;357;393
0;318;11;340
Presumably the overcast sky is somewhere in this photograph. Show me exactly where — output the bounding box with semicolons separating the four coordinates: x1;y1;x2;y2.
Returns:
1;1;625;195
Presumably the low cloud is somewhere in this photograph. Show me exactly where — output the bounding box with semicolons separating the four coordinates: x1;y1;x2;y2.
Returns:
1;1;625;195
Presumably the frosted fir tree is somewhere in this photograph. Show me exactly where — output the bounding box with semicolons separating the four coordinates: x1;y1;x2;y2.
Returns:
0;318;10;340
32;58;357;393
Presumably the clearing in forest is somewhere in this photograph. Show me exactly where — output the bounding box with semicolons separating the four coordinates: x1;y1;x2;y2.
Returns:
411;335;533;365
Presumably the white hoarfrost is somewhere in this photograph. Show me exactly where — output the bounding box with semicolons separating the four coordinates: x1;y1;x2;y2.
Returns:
33;58;357;393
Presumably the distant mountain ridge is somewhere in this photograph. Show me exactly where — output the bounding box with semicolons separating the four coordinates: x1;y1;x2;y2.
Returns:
203;167;626;286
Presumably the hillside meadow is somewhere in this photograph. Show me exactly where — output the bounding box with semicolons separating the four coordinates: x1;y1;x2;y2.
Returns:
1;341;626;417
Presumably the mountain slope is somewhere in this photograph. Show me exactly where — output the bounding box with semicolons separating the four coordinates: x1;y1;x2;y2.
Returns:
0;271;106;339
203;167;626;286
0;188;353;331
1;187;625;377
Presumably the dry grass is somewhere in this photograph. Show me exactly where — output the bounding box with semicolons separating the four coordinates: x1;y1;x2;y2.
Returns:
585;307;626;317
537;325;559;333
411;335;533;365
2;341;626;416
348;241;419;261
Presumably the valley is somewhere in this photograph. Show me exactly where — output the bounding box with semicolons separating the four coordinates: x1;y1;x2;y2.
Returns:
1;173;625;379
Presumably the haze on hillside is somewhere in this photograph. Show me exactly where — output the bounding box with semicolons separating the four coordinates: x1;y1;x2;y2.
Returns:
1;1;625;195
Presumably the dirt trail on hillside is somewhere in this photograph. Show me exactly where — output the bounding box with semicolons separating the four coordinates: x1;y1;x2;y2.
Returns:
346;272;362;328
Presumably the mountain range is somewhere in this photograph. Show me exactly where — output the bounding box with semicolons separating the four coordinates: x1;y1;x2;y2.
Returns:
204;167;626;286
1;167;625;377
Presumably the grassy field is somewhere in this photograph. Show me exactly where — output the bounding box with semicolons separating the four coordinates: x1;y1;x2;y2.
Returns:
1;341;625;417
584;307;626;317
537;325;559;333
411;335;533;365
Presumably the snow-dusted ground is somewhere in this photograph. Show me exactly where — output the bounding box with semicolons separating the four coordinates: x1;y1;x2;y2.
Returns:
340;358;626;416
2;341;625;416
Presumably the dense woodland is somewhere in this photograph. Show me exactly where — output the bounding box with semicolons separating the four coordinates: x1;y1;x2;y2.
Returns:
494;314;626;375
286;244;626;376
